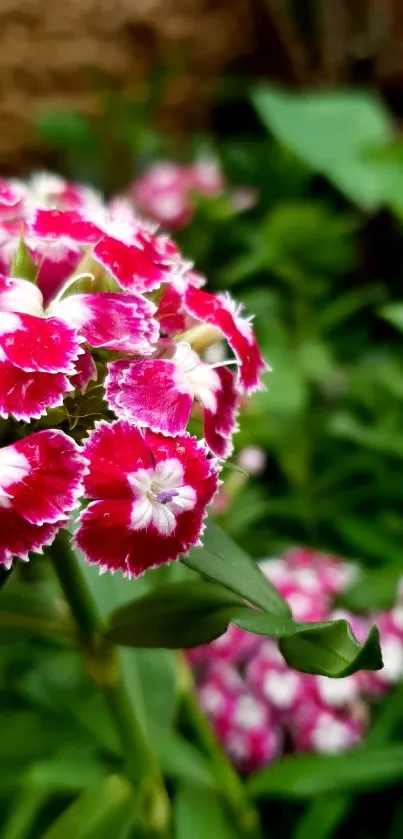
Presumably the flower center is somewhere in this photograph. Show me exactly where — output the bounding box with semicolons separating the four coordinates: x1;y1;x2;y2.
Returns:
154;488;179;504
172;342;222;412
128;458;196;536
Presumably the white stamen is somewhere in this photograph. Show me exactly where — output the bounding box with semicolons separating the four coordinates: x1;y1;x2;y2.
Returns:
127;458;196;536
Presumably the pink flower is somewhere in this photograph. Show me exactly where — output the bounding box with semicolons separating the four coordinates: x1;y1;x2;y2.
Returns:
237;445;267;476
292;707;364;755
197;663;280;773
184;287;268;394
156;269;205;338
188;547;379;773
284;547;357;597
2;173;103;216
132;162;193;229
0;275;158;420
362;610;403;692
0;180;24;215
189;159;225;197
75;420;219;576
105;342;239;457
260;559;329;621
0;430;87;565
0;176;103;303
247;646;305;720
131;159;224;230
130;158;252;230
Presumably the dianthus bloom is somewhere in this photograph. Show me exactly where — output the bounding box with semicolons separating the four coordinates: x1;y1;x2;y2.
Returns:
130;158;255;229
188;547;402;774
0;430;87;565
75;421;219;575
0;171;267;573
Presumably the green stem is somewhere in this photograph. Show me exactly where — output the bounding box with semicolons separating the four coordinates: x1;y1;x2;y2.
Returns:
178;655;262;839
49;530;102;645
48;530;170;835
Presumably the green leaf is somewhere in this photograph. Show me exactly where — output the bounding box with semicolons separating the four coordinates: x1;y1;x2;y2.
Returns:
277;622;382;677
366;684;403;747
1;786;49;839
248;745;403;799
0;579;73;644
379;303;403;332
155;730;215;789
2;755;107;839
252;86;393;208
106;581;382;677
134;649;178;739
10;238;37;282
42;775;133;839
293;795;350;839
336;517;403;566
106;581;242;649
182;519;290;617
330;412;403;459
174;784;238;839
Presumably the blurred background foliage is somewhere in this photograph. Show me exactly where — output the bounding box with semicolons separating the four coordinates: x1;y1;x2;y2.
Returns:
3;5;403;831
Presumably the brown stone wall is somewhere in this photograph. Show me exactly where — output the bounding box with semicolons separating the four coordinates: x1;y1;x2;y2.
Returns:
0;0;255;171
2;0;403;172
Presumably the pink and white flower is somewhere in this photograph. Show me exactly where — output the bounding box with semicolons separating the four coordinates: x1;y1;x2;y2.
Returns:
0;275;158;420
0;180;24;215
105;342;239;457
131;159;223;229
75;420;219;576
0;429;87;566
130;157;254;230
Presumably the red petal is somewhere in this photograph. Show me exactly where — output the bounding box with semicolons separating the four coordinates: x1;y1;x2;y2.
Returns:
0;508;61;565
0;314;82;374
203;367;239;458
156;286;187;336
82;420;152;500
93;235;169;293
69;347;97;394
76;498;209;577
77;423;219;576
9;430;87;524
30;209;102;244
185;287;268;394
0;360;73;420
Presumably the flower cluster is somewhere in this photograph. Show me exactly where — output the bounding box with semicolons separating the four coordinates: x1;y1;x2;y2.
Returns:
188;548;403;774
0;172;267;574
130;158;255;229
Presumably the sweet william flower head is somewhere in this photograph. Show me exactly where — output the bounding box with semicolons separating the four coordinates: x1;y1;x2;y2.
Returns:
188;547;391;774
75;421;219;576
0;172;267;575
0;430;88;566
130;157;254;230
